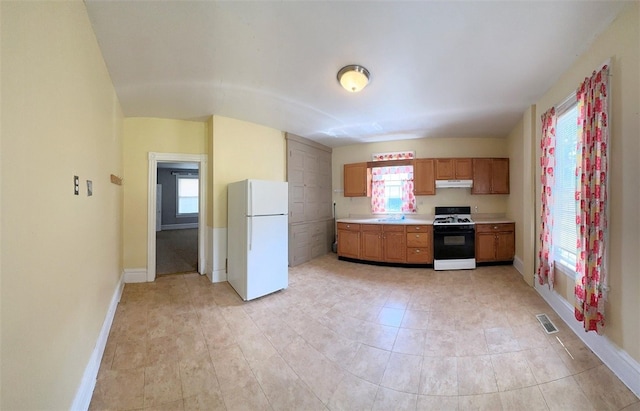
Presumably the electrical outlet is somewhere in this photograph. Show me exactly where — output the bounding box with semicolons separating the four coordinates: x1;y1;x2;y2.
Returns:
74;176;79;195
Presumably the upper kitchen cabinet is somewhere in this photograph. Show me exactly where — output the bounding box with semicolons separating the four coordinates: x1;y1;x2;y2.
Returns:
472;158;510;194
413;158;436;195
343;162;371;197
435;158;473;180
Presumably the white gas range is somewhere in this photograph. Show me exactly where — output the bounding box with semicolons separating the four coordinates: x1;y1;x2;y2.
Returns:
433;206;476;270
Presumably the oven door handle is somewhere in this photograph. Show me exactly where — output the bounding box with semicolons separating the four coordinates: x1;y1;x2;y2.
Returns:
434;229;475;235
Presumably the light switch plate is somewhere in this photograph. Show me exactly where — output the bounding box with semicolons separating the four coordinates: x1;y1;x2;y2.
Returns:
87;180;93;196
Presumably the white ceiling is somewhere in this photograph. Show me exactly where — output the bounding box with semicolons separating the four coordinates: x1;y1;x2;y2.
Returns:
85;1;629;148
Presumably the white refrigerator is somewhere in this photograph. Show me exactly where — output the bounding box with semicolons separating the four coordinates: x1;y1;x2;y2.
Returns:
227;179;288;301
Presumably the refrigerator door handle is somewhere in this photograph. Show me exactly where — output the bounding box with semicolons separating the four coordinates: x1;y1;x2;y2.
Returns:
248;181;252;216
248;218;252;251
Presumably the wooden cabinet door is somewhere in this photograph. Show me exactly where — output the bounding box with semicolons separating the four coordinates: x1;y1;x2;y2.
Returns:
472;158;492;194
413;159;435;195
435;159;455;180
472;158;510;194
289;223;310;266
495;231;515;261
337;223;360;259
475;232;497;262
436;158;473;180
361;225;383;261
344;163;369;197
455;158;473;179
383;225;406;263
491;158;510;194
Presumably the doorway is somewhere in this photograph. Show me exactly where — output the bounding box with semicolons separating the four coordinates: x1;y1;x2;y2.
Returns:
156;162;199;275
147;152;207;282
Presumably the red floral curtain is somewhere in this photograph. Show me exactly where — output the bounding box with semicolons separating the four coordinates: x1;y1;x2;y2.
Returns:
401;179;416;213
538;107;557;287
371;168;386;213
574;65;609;334
370;166;415;213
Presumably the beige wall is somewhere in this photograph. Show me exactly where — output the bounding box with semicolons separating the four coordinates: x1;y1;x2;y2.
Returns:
122;118;207;269
206;115;286;281
1;2;123;409
211;115;286;228
530;3;639;362
332;137;510;218
506;106;537;286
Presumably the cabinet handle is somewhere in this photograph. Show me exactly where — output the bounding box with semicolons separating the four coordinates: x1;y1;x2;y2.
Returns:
415;227;421;230
415;234;420;238
416;249;421;253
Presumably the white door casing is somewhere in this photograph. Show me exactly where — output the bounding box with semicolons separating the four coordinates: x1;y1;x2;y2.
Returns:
156;184;162;232
147;152;207;282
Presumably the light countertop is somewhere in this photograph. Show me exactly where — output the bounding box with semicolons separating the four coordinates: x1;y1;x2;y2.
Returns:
337;217;434;225
337;214;514;225
473;218;515;224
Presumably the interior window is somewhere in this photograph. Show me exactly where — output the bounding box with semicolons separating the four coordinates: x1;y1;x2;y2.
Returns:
553;102;578;270
177;176;199;216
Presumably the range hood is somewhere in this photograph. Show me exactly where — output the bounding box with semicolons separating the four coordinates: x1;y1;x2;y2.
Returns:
435;179;473;189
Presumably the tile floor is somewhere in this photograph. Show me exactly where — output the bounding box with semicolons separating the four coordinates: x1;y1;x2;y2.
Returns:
90;254;640;410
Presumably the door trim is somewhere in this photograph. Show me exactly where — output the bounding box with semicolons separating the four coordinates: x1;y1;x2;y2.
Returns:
147;152;207;282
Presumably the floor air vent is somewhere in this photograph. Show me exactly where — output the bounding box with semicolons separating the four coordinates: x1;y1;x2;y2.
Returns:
536;314;559;334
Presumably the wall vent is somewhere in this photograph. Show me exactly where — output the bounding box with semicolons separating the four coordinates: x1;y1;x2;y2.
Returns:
536;313;559;334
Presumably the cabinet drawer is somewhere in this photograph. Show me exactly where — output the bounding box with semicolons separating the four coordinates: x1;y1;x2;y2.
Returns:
383;224;405;232
337;222;360;231
361;224;382;232
407;248;431;263
406;232;429;247
406;225;431;233
475;223;514;233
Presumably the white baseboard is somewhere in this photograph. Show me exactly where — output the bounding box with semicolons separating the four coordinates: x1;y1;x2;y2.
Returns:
206;268;227;283
535;283;640;398
160;223;198;230
123;268;147;283
513;255;524;276
206;227;227;283
71;273;124;410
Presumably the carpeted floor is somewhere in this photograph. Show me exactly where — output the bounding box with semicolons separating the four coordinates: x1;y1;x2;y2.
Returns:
156;228;198;275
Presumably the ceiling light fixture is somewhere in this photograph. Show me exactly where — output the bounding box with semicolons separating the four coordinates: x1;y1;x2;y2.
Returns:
337;65;370;93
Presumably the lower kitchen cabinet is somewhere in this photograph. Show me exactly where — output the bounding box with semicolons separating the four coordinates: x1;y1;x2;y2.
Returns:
338;222;435;265
406;225;433;263
359;224;407;263
337;222;361;259
361;224;383;261
475;222;515;263
382;225;406;263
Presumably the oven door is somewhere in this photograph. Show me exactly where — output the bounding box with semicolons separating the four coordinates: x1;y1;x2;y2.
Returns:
433;226;475;260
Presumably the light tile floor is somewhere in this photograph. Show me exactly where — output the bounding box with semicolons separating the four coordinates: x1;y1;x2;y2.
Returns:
90;254;640;410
